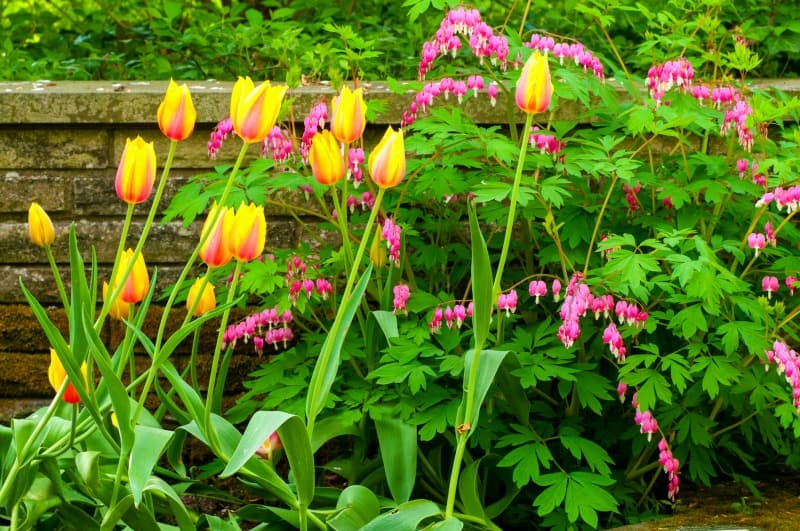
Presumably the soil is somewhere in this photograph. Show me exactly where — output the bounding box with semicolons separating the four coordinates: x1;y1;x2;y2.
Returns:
610;475;800;531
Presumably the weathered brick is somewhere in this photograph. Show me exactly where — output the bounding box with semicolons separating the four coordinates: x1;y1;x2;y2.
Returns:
0;128;109;169
0;173;68;213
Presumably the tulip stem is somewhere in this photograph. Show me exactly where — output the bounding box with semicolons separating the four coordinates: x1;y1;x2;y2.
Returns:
330;183;355;267
45;244;70;314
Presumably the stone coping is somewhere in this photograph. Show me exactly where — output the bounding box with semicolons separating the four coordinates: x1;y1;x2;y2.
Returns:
2;79;798;126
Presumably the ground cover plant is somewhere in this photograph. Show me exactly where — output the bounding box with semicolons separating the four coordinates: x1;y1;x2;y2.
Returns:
4;1;800;530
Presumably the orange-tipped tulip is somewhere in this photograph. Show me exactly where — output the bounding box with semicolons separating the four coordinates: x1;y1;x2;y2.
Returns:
368;127;406;189
187;277;216;316
102;281;130;320
255;432;282;460
115;136;157;204
515;52;553;114
199;203;235;268
309;130;345;185
331;85;367;144
230;202;266;262
158;79;196;141
48;348;88;404
230;76;287;144
28;202;55;248
113;249;150;304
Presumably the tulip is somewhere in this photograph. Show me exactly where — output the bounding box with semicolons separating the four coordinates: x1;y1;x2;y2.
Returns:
102;281;130;320
309;130;345;185
115;136;157;204
199;203;235;268
230;76;288;144
48;348;88;404
187;277;216;316
158;79;197;141
113;249;150;304
331;85;367;144
28;202;55;248
515;52;553;114
230;202;266;262
368;127;406;188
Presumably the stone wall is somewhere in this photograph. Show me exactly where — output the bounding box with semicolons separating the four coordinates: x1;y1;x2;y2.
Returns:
0;78;796;420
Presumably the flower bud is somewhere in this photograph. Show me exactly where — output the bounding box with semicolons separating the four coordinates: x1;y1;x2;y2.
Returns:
187;278;216;316
103;281;130;320
368;127;406;189
515;52;553;114
255;432;282;460
369;225;387;268
115;136;157;204
331;85;367;144
28;202;55;248
199;203;235;268
309;130;345;185
113;249;150;304
158;79;196;141
230;77;287;144
48;348;88;404
230;202;266;262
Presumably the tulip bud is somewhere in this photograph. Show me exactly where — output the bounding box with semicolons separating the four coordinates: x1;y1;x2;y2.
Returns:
113;249;150;304
230;202;267;262
28;202;55;248
230;76;288;144
368;127;406;188
369;225;387;269
187;277;216;316
199;203;235;268
255;432;282;460
331;85;367;144
515;52;553;114
115;136;157;204
48;348;88;404
102;281;130;320
158;79;197;141
309;130;345;185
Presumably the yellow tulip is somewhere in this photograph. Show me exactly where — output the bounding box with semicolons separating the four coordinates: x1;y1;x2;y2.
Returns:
48;348;88;404
115;136;157;204
331;85;367;144
230;202;266;262
113;249;150;304
28;202;55;248
187;277;216;316
309;130;345;185
230;76;287;144
368;127;406;189
102;281;130;320
515;52;553;115
199;203;235;268
158;79;196;141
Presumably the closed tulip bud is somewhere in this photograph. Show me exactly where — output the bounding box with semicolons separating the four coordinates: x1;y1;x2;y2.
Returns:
309;130;345;185
369;226;387;269
331;85;367;144
48;348;88;404
230;202;266;262
102;281;130;320
158;79;196;141
256;432;282;460
230;76;288;144
368;127;406;189
187;277;216;316
199;203;235;268
113;249;150;304
515;52;553;114
28;202;55;248
115;136;157;204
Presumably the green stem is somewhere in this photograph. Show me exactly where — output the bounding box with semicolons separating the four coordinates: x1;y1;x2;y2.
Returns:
306;187;386;438
44;245;70;314
583;173;619;276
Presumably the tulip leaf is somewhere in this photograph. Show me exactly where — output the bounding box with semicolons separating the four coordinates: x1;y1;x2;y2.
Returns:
142;476;195;530
129;425;173;507
306;265;373;428
310;413;361;453
222;411;315;508
372;310;399;341
467;204;492;347
361;499;442;531
328;485;381;531
456;349;509;437
372;412;417;504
